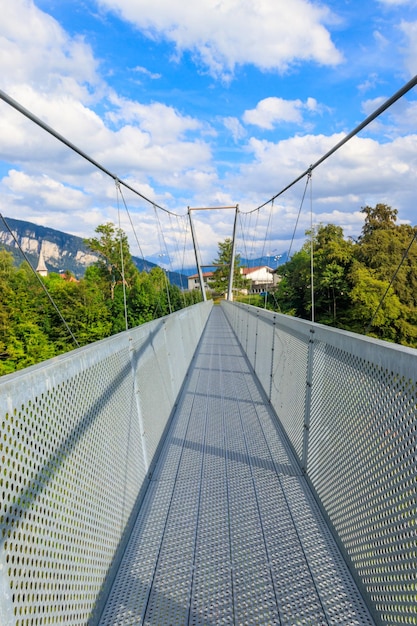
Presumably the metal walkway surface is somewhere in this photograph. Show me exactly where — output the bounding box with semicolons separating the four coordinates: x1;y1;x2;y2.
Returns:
99;307;375;626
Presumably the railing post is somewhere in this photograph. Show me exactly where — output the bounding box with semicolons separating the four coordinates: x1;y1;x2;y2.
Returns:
268;313;276;402
129;336;149;472
253;308;259;372
302;327;315;472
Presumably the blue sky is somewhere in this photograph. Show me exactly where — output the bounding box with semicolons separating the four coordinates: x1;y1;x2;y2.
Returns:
0;0;416;270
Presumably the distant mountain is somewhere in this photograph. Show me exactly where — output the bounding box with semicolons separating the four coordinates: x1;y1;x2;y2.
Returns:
177;254;287;276
240;255;288;270
0;216;188;288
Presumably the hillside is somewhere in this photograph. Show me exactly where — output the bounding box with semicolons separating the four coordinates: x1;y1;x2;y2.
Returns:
0;216;187;287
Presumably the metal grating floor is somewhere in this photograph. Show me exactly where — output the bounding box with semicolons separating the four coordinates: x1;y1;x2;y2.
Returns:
99;307;375;626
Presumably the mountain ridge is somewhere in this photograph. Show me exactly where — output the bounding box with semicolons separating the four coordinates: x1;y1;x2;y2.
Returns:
0;216;188;287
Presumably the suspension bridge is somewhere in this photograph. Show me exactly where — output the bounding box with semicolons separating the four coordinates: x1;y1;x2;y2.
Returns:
0;78;417;626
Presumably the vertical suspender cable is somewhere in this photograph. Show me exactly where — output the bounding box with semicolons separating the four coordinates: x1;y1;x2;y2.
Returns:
309;170;314;323
116;181;129;331
287;175;310;261
188;207;207;302
153;205;173;315
227;206;239;301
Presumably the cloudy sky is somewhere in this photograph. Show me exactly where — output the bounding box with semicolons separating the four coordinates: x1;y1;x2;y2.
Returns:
0;0;416;270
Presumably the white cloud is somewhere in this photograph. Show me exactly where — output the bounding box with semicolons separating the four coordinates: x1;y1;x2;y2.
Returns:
107;95;204;142
1;0;101;98
358;73;381;93
361;96;387;117
132;66;162;80
1;0;416;266
378;0;417;5
96;0;343;78
360;95;417;137
225;132;417;239
4;170;88;210
242;96;323;130
243;97;304;129
0;2;215;216
400;20;417;75
223;117;246;142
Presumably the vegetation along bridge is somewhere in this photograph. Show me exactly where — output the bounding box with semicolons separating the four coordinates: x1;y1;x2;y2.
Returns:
0;78;417;626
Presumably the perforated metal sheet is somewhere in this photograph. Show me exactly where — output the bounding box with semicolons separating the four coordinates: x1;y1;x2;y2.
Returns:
99;307;374;626
224;301;417;626
0;301;212;625
223;303;309;461
308;337;417;626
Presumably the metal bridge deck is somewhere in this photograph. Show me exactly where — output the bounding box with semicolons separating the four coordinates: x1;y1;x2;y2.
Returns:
99;307;374;626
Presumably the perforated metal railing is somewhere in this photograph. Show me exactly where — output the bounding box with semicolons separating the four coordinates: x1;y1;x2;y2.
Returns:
0;301;212;626
1;299;415;625
98;305;375;626
223;301;417;626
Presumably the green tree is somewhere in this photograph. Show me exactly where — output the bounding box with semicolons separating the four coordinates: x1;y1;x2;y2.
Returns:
359;203;398;239
0;222;200;375
275;248;311;318
211;238;249;296
348;262;403;341
275;225;354;322
44;272;112;347
350;204;417;345
85;222;138;301
85;222;141;333
0;254;57;374
274;205;417;347
313;224;354;323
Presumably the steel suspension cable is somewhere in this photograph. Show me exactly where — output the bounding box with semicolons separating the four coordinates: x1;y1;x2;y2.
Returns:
364;229;417;334
117;184;152;271
287;172;311;260
177;215;191;306
237;212;250;266
0;89;182;217
168;213;186;292
248;209;261;265
241;74;417;215
153;206;173;315
115;181;129;331
0;213;80;348
260;198;274;261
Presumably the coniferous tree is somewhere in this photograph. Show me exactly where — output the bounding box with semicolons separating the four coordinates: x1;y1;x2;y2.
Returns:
211;238;249;296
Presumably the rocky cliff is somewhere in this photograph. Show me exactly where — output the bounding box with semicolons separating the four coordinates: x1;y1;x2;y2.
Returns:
0;216;187;287
0;216;100;277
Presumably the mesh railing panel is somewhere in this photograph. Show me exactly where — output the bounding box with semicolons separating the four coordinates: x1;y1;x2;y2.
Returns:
99;306;375;626
269;321;309;461
222;301;417;626
252;313;275;397
245;307;258;369
0;301;212;626
223;303;309;462
308;334;417;626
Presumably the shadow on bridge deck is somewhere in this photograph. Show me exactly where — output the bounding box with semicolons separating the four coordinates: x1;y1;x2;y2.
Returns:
98;307;375;626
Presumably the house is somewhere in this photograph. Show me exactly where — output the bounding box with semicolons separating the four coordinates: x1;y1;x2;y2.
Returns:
188;265;278;295
187;271;215;291
241;266;277;294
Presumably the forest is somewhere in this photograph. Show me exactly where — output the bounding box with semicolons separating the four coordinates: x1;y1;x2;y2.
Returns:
270;203;417;347
0;222;201;375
